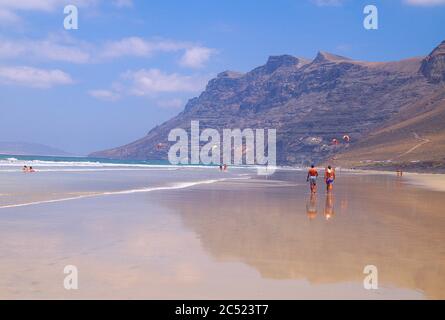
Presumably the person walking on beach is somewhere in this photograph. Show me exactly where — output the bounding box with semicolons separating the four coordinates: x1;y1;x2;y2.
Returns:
307;165;319;194
325;165;336;192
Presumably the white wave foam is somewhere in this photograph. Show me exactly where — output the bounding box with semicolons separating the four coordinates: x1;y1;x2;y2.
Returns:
0;168;179;173
0;159;161;168
0;159;225;171
0;158;302;173
0;179;224;210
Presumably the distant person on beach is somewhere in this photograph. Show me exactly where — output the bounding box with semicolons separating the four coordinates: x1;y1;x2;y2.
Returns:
223;164;228;171
306;165;319;194
219;165;223;171
325;166;336;192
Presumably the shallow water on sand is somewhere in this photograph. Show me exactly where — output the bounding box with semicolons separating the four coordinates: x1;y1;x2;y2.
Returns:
0;168;444;299
0;167;244;208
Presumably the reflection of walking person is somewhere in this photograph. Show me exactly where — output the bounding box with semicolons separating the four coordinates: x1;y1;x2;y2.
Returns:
306;193;318;220
324;192;335;220
325;166;336;192
306;165;319;194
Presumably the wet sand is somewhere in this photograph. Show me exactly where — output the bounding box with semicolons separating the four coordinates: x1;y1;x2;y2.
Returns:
0;169;444;299
403;172;445;192
343;168;445;192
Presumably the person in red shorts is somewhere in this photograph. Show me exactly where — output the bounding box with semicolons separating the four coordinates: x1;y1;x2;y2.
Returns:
306;165;319;194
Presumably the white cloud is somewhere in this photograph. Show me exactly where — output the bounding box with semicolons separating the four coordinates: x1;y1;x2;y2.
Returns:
112;0;133;8
0;0;98;12
34;40;91;63
312;0;445;7
0;36;216;68
0;39;25;57
0;37;91;63
0;0;99;26
88;69;209;102
0;8;20;25
311;0;344;6
179;47;216;69
0;0;131;27
0;66;73;88
124;69;207;96
404;0;445;5
88;89;121;101
0;0;60;12
100;37;183;59
100;37;216;68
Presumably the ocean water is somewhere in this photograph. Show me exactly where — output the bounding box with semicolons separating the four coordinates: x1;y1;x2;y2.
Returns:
0;154;258;209
0;154;173;170
0;154;288;172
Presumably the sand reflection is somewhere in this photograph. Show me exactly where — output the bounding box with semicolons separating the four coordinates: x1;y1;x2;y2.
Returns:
159;174;445;299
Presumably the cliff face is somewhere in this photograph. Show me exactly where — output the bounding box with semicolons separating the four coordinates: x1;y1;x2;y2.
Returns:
90;41;445;166
331;87;445;171
420;41;445;83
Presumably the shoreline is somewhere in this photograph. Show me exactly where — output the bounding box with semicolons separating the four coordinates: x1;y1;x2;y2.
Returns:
333;168;445;193
333;161;445;175
2;153;445;194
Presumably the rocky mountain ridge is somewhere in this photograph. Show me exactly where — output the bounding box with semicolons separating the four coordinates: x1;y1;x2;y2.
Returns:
91;40;445;166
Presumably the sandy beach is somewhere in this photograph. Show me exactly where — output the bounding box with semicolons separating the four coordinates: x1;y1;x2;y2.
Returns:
0;166;444;300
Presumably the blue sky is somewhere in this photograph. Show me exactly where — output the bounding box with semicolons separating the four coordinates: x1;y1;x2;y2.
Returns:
0;0;444;155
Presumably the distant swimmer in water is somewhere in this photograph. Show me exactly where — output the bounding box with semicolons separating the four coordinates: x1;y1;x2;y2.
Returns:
28;166;36;173
306;193;318;220
306;165;319;194
325;165;336;192
22;166;28;173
